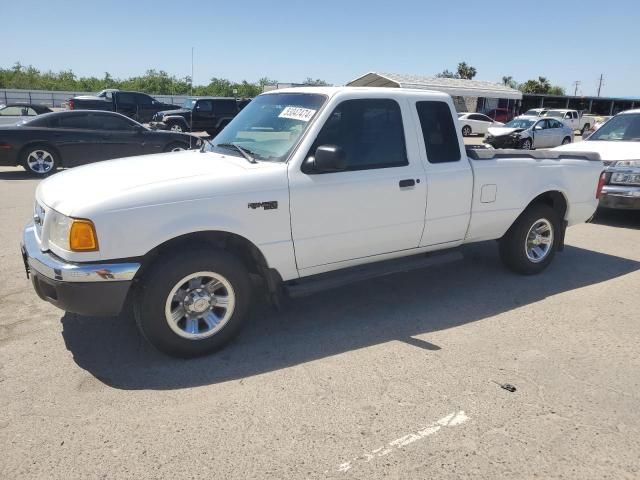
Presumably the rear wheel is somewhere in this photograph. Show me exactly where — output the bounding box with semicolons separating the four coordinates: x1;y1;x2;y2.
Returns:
499;203;561;275
134;248;252;358
462;125;472;137
21;145;59;177
561;136;571;145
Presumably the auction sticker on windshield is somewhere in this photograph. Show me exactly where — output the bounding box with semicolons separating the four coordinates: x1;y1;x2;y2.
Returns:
278;106;317;122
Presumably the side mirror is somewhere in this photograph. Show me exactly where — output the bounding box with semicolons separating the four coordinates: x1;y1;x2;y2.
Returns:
306;145;347;173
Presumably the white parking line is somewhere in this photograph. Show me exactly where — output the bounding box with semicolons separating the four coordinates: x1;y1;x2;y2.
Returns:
335;410;469;473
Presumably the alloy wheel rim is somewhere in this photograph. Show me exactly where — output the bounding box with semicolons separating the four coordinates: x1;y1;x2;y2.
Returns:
170;124;183;132
27;150;54;173
522;140;531;150
170;146;185;152
164;271;235;340
525;218;553;263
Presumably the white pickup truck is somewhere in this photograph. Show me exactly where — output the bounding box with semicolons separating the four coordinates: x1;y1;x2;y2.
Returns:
21;87;604;357
544;109;597;135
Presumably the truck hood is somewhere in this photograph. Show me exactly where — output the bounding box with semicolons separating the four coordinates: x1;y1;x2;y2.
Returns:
36;150;286;216
487;127;523;137
158;108;190;116
552;140;640;161
72;95;105;101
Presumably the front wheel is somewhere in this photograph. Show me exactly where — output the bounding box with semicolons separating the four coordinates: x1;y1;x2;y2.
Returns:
134;249;252;357
521;138;532;150
499;203;561;275
167;121;185;133
462;125;472;137
22;145;59;177
164;142;189;152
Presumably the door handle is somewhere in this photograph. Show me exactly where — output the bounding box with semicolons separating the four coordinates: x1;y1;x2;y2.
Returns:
399;179;416;188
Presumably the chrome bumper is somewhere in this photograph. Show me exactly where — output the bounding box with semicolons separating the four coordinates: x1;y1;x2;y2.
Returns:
599;185;640;210
21;224;140;283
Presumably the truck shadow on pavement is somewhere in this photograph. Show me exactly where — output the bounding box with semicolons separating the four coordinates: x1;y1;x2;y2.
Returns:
61;241;640;390
592;209;640;230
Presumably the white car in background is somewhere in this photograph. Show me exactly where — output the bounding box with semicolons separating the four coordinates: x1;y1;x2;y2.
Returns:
457;112;503;136
554;109;640;210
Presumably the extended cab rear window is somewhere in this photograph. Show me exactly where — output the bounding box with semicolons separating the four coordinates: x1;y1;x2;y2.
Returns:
416;101;461;163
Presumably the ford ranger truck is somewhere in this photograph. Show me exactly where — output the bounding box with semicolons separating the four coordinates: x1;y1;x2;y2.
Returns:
21;87;605;358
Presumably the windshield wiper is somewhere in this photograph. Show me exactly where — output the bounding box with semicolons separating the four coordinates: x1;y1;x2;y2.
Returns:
215;143;257;163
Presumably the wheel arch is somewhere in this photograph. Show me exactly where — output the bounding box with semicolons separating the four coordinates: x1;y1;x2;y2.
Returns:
134;230;282;297
525;190;569;221
18;141;63;167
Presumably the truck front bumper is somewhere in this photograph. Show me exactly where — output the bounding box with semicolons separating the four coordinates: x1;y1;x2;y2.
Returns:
599;185;640;210
21;224;141;316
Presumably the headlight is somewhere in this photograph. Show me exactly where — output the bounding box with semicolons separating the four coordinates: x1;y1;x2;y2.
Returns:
611;172;640;186
48;210;99;252
613;160;640;168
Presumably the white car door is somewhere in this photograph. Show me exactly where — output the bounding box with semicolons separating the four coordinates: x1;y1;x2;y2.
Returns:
469;113;494;134
288;98;427;270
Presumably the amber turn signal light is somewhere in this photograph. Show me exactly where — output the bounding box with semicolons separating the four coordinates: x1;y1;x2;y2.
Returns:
69;219;99;251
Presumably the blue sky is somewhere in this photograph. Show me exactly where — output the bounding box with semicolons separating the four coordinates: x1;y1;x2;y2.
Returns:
3;0;639;97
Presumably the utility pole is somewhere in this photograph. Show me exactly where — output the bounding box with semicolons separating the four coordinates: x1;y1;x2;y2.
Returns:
597;74;604;97
191;47;194;96
572;80;581;96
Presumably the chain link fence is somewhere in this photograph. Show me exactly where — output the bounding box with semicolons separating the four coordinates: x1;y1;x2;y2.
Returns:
0;89;189;108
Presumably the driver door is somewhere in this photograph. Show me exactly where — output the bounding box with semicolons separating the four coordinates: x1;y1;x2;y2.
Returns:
288;98;427;271
533;119;551;148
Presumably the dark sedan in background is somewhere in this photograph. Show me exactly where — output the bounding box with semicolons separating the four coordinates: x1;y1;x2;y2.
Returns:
0;103;53;125
0;110;201;176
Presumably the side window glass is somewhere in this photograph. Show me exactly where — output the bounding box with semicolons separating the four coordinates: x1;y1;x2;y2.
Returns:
117;93;135;105
310;98;408;171
137;94;153;105
90;114;135;130
55;114;89;129
197;100;213;112
416;101;461;163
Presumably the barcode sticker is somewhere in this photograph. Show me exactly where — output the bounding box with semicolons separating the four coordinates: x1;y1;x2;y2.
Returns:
278;106;317;122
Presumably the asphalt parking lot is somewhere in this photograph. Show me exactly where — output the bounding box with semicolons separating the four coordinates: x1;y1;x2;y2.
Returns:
1;162;639;479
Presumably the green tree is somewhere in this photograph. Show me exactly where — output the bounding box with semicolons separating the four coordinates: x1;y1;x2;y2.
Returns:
302;77;330;86
435;69;457;79
456;62;477;80
501;75;518;89
518;76;564;95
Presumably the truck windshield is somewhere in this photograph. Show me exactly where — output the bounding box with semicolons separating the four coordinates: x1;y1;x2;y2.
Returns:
182;99;197;109
588;113;640;141
206;93;326;161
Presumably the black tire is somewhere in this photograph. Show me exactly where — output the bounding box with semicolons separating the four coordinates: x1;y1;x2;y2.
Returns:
521;138;533;150
498;203;561;275
561;136;571;145
581;124;590;136
164;142;189;153
167;121;186;133
134;248;252;358
462;125;472;137
21;144;59;177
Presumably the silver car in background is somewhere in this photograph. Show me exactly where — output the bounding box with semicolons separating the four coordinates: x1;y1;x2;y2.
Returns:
484;116;574;150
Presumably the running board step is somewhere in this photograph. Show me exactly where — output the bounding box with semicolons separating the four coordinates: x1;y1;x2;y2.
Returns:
284;250;463;298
